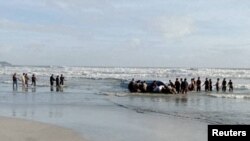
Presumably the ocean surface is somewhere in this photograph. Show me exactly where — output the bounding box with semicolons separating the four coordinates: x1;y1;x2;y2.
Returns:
1;66;250;141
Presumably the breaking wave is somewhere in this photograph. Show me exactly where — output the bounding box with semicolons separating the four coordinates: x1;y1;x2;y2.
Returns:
1;66;250;91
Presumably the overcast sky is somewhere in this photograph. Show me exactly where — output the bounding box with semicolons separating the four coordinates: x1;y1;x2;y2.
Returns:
0;0;250;67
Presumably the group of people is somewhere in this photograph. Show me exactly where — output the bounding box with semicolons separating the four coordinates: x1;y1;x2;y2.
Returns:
202;78;233;92
128;79;177;94
128;77;234;94
49;74;65;92
50;74;65;87
12;73;37;89
12;73;65;91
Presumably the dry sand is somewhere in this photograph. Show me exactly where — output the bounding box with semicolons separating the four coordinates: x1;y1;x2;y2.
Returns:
0;117;85;141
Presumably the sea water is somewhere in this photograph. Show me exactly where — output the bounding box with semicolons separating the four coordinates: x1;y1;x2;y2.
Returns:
0;66;250;141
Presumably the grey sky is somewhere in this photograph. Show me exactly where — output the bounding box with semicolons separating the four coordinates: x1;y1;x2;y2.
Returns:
0;0;250;67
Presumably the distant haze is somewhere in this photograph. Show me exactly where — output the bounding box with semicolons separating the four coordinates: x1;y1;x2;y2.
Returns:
1;0;250;68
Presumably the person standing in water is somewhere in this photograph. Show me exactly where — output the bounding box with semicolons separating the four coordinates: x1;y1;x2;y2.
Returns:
128;78;135;92
193;78;197;91
55;75;60;92
60;74;65;86
12;73;18;90
50;74;55;86
196;77;201;92
222;78;227;92
188;78;195;91
228;80;233;92
56;75;60;87
21;73;26;87
181;78;187;94
180;78;185;94
31;74;37;87
203;78;209;92
25;73;29;88
183;78;189;94
175;78;181;94
209;79;212;91
215;78;220;92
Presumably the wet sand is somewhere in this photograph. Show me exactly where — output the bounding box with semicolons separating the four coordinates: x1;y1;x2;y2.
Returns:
0;117;85;141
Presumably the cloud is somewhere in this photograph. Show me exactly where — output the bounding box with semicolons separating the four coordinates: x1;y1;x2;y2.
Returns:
0;18;89;38
151;16;196;39
1;0;250;67
42;0;114;13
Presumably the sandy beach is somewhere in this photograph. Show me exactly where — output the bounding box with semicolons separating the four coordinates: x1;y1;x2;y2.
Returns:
0;117;85;141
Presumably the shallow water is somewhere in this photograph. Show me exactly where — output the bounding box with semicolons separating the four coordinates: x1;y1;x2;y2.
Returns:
1;66;250;141
0;81;208;141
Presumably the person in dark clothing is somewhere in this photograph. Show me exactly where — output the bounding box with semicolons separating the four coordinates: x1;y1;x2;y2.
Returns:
215;78;220;92
196;77;201;92
31;74;36;87
56;75;60;87
180;78;184;93
128;78;135;92
60;74;65;85
175;78;181;94
203;78;209;92
209;79;212;91
50;74;55;86
12;73;18;90
182;78;188;94
228;80;233;92
181;78;188;94
222;78;227;92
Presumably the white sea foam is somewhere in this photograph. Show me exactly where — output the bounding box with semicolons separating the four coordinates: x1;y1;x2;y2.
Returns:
1;66;250;90
208;93;250;99
1;66;250;79
98;92;129;97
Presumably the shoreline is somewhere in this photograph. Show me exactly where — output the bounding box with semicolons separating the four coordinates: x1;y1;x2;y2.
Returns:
0;116;86;141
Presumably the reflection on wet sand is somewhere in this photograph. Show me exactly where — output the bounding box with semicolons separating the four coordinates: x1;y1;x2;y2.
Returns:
11;105;63;119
